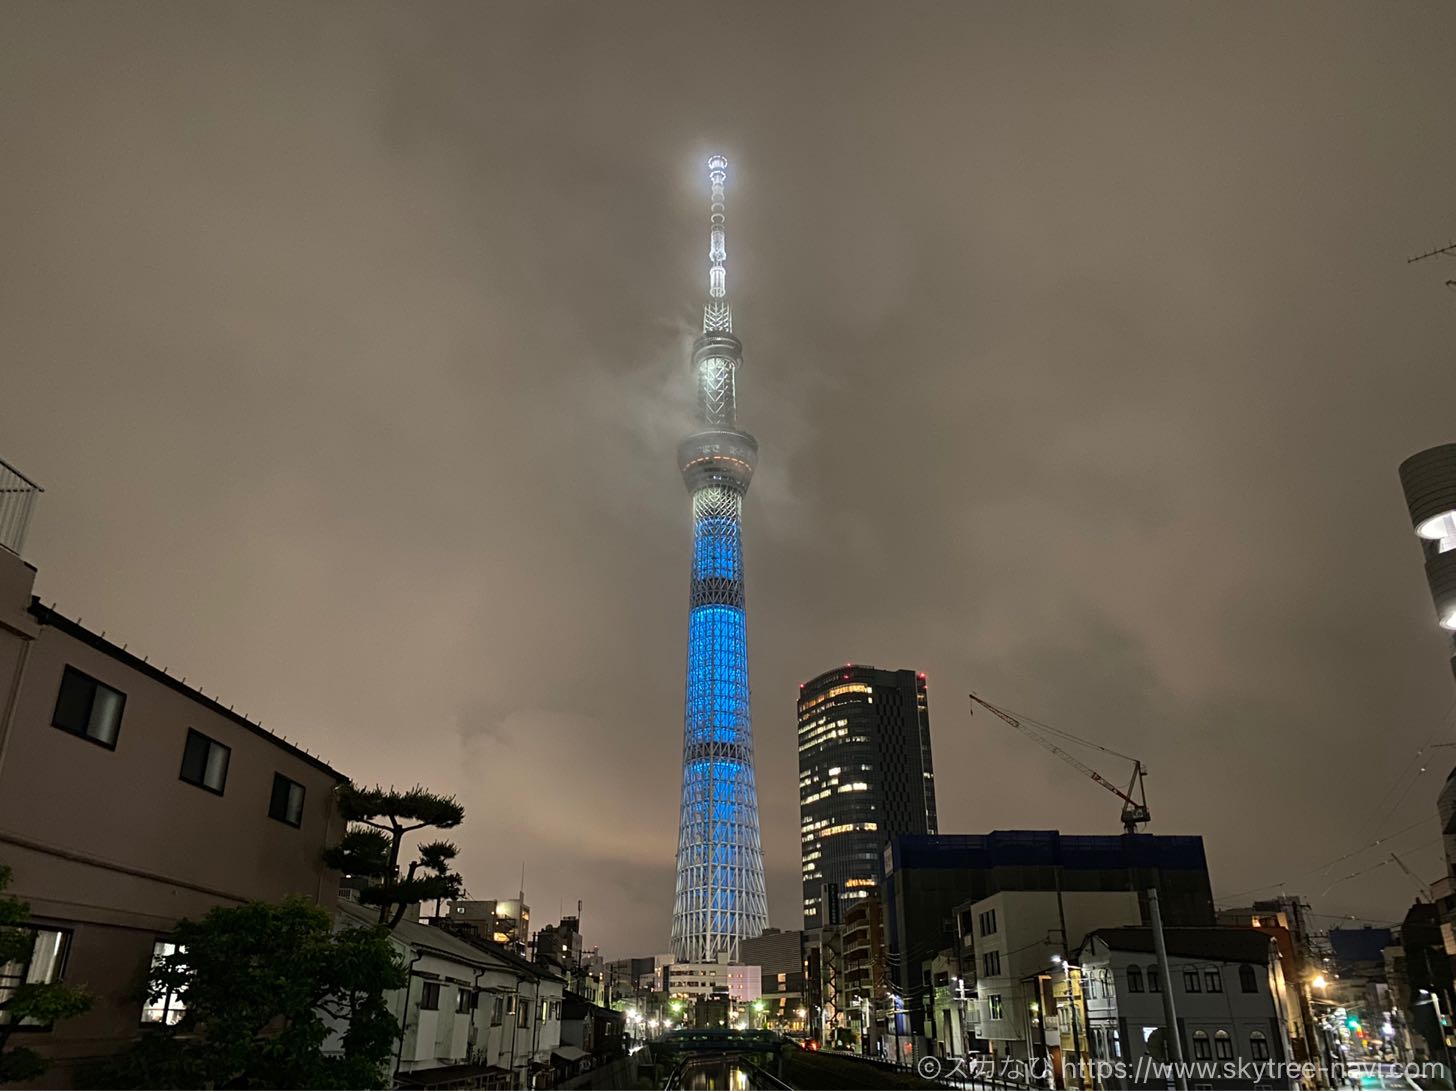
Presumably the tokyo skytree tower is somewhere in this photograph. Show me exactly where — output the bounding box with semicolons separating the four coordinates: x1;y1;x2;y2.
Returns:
670;156;769;962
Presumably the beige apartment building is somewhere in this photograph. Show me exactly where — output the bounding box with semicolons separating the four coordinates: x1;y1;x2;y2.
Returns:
0;463;347;1084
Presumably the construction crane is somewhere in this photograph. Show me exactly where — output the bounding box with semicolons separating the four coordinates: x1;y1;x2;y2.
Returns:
1407;240;1456;291
1389;852;1434;902
969;692;1151;834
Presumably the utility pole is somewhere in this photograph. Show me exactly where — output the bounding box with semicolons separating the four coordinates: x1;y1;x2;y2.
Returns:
1056;871;1091;1089
1148;889;1189;1091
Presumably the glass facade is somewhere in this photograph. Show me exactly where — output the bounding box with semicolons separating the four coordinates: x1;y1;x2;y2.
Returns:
797;666;938;928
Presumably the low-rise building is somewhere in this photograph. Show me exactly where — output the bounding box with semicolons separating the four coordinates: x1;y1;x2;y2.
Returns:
334;900;565;1089
0;497;347;1087
1078;926;1293;1090
837;896;889;1055
559;990;623;1061
740;928;807;1031
1218;896;1327;1071
881;829;1216;1063
444;898;530;954
964;890;1142;1067
725;964;762;1003
663;958;728;999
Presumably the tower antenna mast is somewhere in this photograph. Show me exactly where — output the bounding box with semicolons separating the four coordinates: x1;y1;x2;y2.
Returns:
670;156;769;963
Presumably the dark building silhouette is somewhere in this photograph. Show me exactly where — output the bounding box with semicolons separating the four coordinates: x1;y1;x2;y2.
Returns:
881;830;1216;1004
798;666;937;928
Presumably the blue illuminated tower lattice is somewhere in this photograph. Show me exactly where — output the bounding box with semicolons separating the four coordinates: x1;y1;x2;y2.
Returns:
670;156;769;963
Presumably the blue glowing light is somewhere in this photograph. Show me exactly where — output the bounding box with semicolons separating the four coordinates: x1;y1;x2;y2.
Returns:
685;604;749;746
693;516;742;582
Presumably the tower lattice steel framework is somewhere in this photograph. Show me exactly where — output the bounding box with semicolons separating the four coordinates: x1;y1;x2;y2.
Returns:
670;156;769;962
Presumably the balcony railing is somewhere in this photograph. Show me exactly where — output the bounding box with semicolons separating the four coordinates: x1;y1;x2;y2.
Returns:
0;457;42;556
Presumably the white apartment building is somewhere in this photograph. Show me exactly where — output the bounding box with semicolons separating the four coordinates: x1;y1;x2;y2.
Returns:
664;958;763;1001
1078;927;1293;1090
331;901;564;1088
965;889;1142;1064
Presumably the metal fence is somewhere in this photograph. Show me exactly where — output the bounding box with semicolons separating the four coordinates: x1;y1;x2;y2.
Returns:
0;457;42;556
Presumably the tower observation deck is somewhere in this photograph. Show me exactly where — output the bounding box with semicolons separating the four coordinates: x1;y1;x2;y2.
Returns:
670;156;769;962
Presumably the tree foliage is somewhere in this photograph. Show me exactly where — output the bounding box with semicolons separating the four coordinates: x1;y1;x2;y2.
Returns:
0;864;93;1085
92;898;407;1090
323;784;465;928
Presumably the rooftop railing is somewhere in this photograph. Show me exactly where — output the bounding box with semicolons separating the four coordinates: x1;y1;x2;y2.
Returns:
0;457;42;557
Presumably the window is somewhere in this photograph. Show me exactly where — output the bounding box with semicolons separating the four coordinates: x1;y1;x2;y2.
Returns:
420;982;441;1011
0;927;71;1027
179;729;230;794
1215;1030;1233;1059
1249;1030;1269;1060
1204;968;1222;993
268;774;306;827
1127;966;1144;993
983;951;1001;977
51;665;125;749
141;941;186;1025
987;994;1004;1021
1183;968;1201;993
1147;966;1160;992
979;909;998;937
518;1001;530;1027
1192;1030;1211;1060
1239;964;1257;993
491;996;505;1025
456;989;473;1014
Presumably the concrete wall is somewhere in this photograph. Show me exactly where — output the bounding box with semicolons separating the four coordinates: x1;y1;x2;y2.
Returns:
0;548;345;1084
970;890;1141;1053
1084;946;1291;1089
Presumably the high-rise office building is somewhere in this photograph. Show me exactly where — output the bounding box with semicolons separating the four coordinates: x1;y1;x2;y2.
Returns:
670;157;769;962
798;665;938;927
1398;443;1456;681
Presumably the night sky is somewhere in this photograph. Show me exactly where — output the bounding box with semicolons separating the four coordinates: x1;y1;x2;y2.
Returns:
5;3;1456;957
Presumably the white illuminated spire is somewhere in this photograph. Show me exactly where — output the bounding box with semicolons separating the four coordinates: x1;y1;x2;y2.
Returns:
704;155;732;333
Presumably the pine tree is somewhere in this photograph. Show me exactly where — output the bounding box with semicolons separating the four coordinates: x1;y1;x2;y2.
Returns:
323;785;465;928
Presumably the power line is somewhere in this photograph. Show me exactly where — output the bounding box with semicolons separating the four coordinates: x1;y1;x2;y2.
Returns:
1215;818;1435;905
1318;836;1441;899
1351;696;1456;845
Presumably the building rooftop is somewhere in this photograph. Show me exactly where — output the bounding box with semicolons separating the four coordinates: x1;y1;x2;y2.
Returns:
339;899;564;982
28;598;347;781
1329;926;1397;965
886;830;1209;871
1083;926;1275;963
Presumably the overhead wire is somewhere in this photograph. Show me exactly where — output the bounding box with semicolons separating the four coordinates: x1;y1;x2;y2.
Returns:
1214;818;1434;904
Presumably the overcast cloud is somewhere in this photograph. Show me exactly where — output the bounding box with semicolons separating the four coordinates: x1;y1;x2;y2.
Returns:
4;2;1456;955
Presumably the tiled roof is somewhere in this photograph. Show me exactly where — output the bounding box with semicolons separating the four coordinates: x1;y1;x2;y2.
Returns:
1083;926;1275;963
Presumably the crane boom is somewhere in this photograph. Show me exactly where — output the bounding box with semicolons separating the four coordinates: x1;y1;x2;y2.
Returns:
969;692;1151;833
